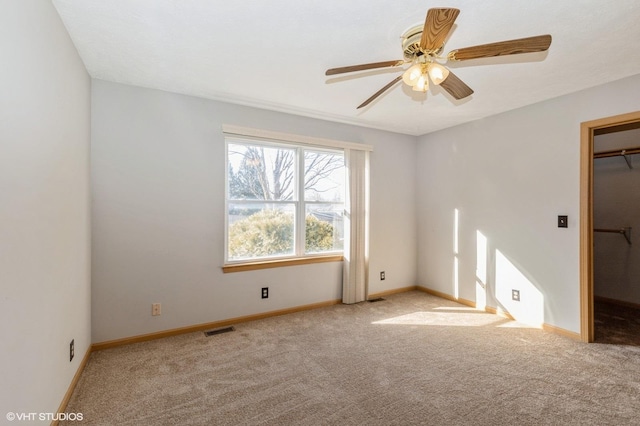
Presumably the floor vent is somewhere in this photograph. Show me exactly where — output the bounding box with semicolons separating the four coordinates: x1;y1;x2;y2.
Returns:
367;297;385;303
204;326;235;337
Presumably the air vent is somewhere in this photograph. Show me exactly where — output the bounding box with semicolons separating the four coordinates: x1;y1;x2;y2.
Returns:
204;326;235;337
367;298;385;303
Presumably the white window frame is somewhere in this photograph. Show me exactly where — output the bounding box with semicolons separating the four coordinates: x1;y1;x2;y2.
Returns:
224;138;344;264
222;125;372;271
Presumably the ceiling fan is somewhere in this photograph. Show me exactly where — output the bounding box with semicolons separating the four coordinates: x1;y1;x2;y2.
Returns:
325;8;552;109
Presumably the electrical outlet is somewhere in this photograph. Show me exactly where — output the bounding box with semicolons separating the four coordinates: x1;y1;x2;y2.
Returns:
380;271;385;281
512;289;520;302
70;339;74;362
152;303;161;316
262;287;269;299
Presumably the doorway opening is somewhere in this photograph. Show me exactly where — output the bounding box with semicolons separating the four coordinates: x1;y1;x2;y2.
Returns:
580;110;640;343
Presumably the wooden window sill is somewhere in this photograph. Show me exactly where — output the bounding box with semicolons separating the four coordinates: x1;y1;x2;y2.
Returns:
222;255;343;273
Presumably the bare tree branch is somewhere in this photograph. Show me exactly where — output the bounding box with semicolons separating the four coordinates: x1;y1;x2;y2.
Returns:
229;144;343;202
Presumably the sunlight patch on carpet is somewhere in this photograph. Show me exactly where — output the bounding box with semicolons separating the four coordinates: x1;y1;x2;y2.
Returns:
433;306;477;311
496;321;540;329
372;311;504;327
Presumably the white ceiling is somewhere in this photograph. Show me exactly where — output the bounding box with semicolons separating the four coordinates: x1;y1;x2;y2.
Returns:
52;0;640;136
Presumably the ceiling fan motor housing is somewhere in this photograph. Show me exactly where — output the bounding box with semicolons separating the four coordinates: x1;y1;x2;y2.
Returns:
401;25;442;60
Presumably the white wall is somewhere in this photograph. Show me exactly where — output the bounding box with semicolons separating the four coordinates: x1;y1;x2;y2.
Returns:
91;80;417;343
0;0;91;420
417;74;640;333
593;129;640;304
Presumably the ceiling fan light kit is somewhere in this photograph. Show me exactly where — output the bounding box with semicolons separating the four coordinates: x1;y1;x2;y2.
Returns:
326;7;552;109
412;73;429;92
402;62;450;91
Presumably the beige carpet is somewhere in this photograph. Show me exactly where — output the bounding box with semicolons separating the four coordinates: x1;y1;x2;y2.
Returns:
62;291;640;425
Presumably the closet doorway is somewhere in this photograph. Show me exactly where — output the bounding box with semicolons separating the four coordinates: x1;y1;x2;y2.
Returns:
580;111;640;343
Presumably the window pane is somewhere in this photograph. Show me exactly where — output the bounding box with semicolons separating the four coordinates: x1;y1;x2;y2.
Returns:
228;203;295;260
305;204;344;253
228;143;296;201
304;151;344;202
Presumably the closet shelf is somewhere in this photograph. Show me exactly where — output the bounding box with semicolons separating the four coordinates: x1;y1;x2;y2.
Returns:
594;227;632;245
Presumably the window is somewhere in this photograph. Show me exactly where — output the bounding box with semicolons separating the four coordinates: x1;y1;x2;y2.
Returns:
226;138;345;264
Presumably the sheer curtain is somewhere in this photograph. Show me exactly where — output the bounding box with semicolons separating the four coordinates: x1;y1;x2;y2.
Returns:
342;148;370;304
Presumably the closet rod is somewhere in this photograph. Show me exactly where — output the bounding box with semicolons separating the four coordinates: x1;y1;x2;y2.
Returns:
593;147;640;159
594;147;639;169
594;227;632;245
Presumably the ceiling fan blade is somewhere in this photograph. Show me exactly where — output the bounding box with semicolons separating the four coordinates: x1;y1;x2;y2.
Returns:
357;76;403;109
420;8;460;52
448;34;552;61
326;60;404;76
439;71;474;100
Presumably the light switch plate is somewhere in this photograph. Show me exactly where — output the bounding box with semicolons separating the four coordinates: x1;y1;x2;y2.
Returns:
558;215;568;228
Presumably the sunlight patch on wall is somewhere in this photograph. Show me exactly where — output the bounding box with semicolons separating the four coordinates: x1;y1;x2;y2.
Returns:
453;208;460;299
476;230;488;311
495;249;544;327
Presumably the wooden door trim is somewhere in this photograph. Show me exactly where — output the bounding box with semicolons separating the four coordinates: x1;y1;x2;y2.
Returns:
580;110;640;342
